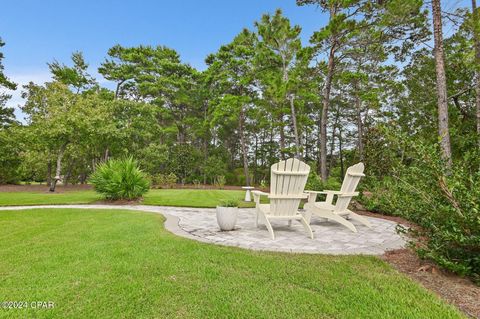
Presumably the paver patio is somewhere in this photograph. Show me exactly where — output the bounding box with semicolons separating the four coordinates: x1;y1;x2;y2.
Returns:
0;204;406;254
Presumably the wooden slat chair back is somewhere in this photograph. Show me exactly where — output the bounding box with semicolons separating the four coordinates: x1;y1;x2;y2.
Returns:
334;163;365;213
269;159;310;217
252;158;313;240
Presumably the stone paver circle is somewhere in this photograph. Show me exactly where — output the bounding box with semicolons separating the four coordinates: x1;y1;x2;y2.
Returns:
0;205;406;255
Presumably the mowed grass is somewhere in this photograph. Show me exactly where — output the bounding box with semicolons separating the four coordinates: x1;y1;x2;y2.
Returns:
143;189;257;207
0;189;257;208
0;190;101;206
0;209;464;319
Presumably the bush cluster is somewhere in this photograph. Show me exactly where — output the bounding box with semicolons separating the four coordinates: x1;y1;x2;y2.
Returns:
214;175;226;189
90;157;150;200
305;171;341;192
151;173;177;189
361;137;480;282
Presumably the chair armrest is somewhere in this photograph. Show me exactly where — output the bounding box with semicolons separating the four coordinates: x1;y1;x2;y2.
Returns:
268;194;308;199
252;190;269;197
348;172;365;177
322;190;344;195
304;190;327;194
252;190;269;204
338;192;359;198
304;190;343;195
305;190;342;204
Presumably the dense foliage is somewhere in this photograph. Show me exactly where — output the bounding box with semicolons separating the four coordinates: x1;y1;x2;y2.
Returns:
362;130;480;281
89;157;150;200
0;1;479;279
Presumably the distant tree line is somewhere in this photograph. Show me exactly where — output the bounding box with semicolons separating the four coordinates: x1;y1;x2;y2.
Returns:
0;0;477;188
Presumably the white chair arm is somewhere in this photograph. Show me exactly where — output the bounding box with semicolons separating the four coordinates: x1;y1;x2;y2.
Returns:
252;190;269;204
304;190;343;195
304;190;326;194
268;194;308;199
252;190;269;197
305;190;342;204
347;172;365;177
338;192;359;197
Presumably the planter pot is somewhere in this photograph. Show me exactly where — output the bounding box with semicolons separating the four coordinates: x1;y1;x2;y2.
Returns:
216;206;238;231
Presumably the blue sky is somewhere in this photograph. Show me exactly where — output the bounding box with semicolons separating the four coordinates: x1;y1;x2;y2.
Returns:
0;0;470;115
1;0;327;112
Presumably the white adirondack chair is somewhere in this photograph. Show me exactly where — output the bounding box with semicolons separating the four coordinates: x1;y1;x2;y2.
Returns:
303;163;371;233
252;158;313;240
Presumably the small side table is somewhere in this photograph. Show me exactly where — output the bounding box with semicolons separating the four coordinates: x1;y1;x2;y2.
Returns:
242;186;255;202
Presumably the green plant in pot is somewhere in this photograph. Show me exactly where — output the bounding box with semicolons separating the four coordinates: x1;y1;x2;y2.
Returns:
216;199;239;231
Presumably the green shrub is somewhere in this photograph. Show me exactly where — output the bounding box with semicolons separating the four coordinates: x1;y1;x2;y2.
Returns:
166;173;178;187
203;155;227;184
0;129;21;184
218;199;239;207
305;171;341;191
361;133;480;282
151;173;177;189
225;167;253;186
214;175;226;189
90;157;150;200
260;179;268;188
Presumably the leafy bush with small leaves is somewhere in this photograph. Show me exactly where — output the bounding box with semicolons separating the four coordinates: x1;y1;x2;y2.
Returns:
218;199;239;207
90;157;150;200
305;171;341;192
151;173;177;189
361;130;480;282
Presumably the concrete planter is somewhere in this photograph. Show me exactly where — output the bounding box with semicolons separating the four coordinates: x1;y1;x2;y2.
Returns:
216;206;238;231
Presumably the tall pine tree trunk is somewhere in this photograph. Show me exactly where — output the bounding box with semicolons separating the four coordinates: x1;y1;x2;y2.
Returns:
318;4;339;181
239;106;251;186
289;94;301;159
472;0;480;149
432;0;452;169
278;113;286;160
329;105;340;171
354;81;364;160
316;114;322;174
320;42;336;181
339;127;344;178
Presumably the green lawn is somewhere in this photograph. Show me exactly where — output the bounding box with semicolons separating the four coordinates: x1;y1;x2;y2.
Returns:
0;208;464;319
0;189;258;208
143;189;257;207
0;190;101;206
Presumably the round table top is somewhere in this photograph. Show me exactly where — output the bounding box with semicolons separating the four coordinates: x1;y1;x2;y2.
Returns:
241;186;255;190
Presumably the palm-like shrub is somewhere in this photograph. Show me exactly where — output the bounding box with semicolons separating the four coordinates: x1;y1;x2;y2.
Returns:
90;157;150;200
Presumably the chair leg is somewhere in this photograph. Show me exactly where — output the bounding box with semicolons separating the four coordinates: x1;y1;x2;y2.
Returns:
263;216;275;240
299;216;314;239
288;220;292;227
305;205;358;233
303;210;313;224
326;213;358;233
347;211;372;228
